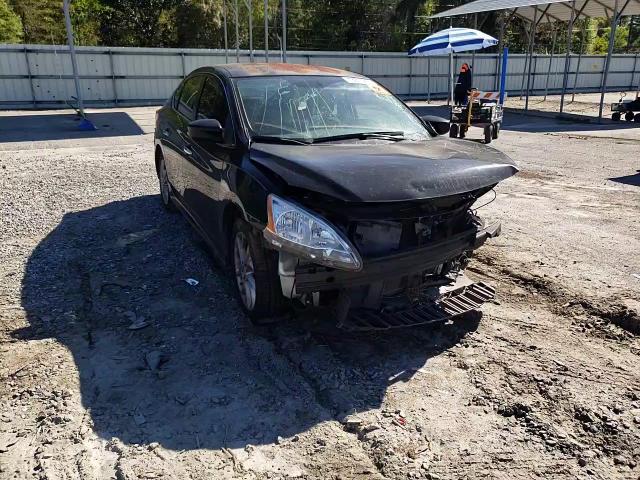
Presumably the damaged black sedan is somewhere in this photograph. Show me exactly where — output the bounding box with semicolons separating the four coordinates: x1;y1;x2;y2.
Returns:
154;63;518;330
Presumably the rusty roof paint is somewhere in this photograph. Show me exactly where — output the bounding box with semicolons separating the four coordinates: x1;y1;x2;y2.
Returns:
214;62;365;78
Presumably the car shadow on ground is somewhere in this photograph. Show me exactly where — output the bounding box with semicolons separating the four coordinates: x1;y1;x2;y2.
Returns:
0;112;145;143
609;170;640;187
15;195;479;451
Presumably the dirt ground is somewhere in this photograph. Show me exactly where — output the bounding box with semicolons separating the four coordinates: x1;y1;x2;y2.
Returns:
1;105;639;480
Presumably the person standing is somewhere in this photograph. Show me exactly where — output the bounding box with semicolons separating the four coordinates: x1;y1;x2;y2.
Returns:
454;63;473;106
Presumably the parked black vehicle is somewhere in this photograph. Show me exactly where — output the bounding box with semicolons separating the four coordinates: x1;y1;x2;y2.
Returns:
154;63;518;330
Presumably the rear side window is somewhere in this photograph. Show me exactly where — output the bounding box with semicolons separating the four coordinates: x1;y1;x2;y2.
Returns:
177;76;203;119
172;84;183;109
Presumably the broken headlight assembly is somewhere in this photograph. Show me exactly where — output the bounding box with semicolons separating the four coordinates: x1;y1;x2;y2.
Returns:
264;194;363;271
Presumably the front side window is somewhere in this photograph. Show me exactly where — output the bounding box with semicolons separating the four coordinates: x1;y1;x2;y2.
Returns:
234;75;429;141
177;75;203;120
196;76;234;144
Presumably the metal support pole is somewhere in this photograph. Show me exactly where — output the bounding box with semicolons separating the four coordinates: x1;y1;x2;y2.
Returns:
181;51;186;78
559;0;577;113
525;9;538;112
448;18;453;105
24;46;36;108
520;24;533;99
499;47;509;104
599;0;619;121
281;0;287;62
361;54;365;74
543;27;557;100
223;0;229;63
631;53;639;91
495;16;505;91
471;14;478;69
408;57;413;98
264;0;269;62
427;57;431;103
234;0;240;63
571;23;586;102
248;0;254;62
63;0;84;116
109;49;118;105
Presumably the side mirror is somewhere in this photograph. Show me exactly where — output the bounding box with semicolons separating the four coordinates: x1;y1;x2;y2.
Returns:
188;118;224;143
420;115;450;136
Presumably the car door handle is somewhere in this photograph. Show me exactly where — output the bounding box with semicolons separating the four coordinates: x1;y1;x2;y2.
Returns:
162;128;170;137
183;145;193;156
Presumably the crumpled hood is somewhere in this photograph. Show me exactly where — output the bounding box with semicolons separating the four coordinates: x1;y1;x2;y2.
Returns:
250;138;518;202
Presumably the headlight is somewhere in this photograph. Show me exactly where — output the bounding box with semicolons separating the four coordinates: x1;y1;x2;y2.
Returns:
264;194;362;271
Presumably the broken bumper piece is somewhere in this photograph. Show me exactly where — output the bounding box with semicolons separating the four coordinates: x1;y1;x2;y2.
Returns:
338;282;496;331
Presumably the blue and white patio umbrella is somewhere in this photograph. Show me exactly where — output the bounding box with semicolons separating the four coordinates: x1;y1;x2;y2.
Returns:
409;27;497;56
409;27;498;103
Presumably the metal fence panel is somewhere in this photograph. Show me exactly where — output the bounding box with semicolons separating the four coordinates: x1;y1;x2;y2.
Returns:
0;45;637;108
0;79;32;102
0;49;28;75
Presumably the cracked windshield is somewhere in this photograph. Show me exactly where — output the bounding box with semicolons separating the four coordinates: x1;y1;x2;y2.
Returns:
235;76;430;141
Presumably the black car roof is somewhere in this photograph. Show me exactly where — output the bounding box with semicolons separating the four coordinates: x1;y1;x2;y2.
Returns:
193;63;366;79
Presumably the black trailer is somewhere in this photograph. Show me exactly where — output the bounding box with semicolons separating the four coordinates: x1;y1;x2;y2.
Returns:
611;92;640;122
449;94;503;144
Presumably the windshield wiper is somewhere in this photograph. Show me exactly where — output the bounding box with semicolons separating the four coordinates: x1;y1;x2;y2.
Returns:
312;131;405;143
251;135;311;145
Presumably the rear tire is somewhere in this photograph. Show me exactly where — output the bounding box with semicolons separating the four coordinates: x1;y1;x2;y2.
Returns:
634;113;640;123
612;112;621;121
625;111;634;122
449;123;459;138
492;122;500;140
231;218;285;323
158;154;176;211
484;125;493;144
459;125;467;139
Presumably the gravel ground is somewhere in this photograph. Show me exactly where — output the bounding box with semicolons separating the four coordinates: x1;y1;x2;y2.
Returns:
1;107;639;480
504;91;636;120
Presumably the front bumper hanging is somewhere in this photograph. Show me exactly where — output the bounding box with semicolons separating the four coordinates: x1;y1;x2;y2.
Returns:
338;281;496;331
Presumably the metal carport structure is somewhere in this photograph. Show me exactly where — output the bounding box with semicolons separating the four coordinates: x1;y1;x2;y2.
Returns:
430;0;640;121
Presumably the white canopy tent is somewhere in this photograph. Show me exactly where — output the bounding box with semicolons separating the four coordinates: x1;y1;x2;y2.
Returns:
429;0;640;121
430;0;640;23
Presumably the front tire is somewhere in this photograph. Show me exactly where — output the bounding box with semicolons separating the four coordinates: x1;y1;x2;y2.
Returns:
612;112;621;121
231;218;285;322
158;154;176;211
449;124;459;138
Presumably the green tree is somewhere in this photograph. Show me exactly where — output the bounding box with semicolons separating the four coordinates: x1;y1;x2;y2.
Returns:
588;18;628;53
99;0;182;47
174;0;223;48
0;0;22;43
72;0;107;45
9;0;66;44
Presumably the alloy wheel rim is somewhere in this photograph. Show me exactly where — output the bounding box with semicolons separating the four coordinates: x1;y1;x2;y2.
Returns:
234;232;256;310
